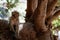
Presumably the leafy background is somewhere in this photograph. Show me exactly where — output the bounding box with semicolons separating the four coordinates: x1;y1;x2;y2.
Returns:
57;0;60;6
0;0;27;23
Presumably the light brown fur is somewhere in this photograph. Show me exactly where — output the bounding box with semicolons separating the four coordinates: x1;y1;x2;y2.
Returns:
9;11;19;38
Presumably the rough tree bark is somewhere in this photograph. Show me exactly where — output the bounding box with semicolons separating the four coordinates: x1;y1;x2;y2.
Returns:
19;0;38;40
32;0;58;40
47;9;60;24
33;0;48;32
0;20;11;40
25;0;38;22
19;0;60;40
46;0;57;19
33;0;52;40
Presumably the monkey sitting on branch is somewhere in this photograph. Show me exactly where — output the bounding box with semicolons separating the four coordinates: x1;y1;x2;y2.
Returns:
9;11;19;38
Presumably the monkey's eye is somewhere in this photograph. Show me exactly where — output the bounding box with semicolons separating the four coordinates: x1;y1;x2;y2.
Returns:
12;15;15;17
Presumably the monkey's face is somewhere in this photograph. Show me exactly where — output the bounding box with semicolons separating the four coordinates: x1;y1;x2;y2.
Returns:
12;13;19;18
12;11;19;18
15;13;19;17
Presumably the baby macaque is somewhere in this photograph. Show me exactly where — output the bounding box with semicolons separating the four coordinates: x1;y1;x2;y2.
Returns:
9;11;19;38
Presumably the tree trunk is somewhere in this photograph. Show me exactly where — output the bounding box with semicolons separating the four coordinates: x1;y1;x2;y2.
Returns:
25;0;38;22
33;0;52;40
46;0;57;19
19;0;58;40
33;0;48;32
0;20;11;40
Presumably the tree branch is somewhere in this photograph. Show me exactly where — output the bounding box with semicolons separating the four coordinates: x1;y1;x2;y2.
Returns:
47;9;60;24
33;0;48;32
46;0;57;19
26;0;38;22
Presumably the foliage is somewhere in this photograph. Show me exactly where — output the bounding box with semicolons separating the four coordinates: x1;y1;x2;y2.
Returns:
0;7;8;18
52;16;60;28
6;0;19;9
57;0;60;6
0;0;19;18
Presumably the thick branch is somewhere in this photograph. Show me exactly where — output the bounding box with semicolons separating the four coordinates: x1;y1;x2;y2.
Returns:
26;0;38;22
33;0;48;32
46;0;57;19
47;9;60;24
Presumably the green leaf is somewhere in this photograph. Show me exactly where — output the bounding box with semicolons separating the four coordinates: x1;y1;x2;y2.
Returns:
6;0;19;9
